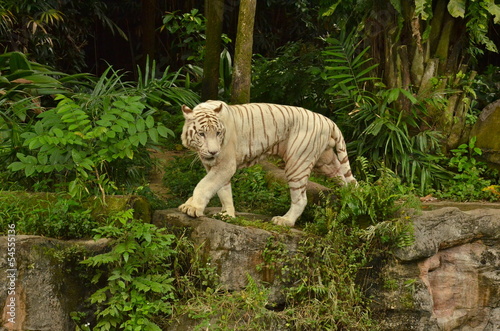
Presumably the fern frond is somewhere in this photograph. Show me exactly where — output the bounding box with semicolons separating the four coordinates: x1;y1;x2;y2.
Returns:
322;30;379;114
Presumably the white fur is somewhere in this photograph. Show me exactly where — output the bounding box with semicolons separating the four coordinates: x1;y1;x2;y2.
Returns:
179;101;356;227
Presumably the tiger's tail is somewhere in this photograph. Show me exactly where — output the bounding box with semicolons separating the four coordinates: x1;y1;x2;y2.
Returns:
333;124;357;184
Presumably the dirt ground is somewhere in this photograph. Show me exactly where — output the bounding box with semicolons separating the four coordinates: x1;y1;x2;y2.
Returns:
147;148;185;200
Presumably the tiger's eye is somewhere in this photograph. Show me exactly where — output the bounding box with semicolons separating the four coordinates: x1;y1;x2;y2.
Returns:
198;132;205;137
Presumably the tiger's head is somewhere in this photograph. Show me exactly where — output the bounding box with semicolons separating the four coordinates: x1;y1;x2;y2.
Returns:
181;102;226;165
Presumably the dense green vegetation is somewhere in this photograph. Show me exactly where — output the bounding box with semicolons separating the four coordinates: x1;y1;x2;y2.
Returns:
1;0;500;330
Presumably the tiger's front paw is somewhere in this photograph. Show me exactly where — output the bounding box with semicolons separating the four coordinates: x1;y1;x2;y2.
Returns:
271;216;295;227
179;198;205;218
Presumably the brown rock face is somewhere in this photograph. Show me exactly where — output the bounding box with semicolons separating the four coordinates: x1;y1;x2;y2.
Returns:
374;208;500;330
152;208;302;303
419;242;498;329
470;99;500;168
0;236;109;331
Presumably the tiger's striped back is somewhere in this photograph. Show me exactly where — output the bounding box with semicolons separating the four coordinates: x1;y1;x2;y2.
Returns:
223;102;356;183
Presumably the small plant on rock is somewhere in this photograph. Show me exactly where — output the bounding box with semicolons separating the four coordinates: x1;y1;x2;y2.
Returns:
435;137;498;201
81;210;177;331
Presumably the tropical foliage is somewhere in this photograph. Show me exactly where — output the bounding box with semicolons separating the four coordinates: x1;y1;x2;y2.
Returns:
0;0;126;73
0;52;199;198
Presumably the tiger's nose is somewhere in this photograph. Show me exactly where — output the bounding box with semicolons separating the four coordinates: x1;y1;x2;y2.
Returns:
208;150;219;156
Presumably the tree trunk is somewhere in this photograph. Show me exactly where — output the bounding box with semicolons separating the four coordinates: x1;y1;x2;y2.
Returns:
230;0;257;104
141;0;157;68
202;0;225;101
371;0;475;150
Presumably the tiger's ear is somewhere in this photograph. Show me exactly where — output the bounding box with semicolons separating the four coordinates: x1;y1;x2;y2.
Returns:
213;104;223;113
182;105;193;119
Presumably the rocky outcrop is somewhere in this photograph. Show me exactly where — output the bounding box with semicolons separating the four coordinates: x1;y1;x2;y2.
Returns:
0;236;108;331
470;99;500;169
152;208;303;303
155;207;500;330
372;207;500;330
1;206;498;330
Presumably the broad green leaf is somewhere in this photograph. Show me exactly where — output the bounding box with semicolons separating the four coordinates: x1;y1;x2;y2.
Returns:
390;0;402;14
16;153;27;163
399;88;418;104
28;138;43;150
119;112;135;122
80;159;94;171
96;120;112;127
128;124;137;135
157;125;173;138
71;149;84;163
148;128;159;143
448;0;466;18
145;115;154;129
112;100;128;109
138;131;148;145
136;118;146;132
125;148;134;159
321;0;341;17
42;165;54;173
38;153;48;165
9;52;32;71
8;162;25;172
34;120;44;135
415;0;432;20
129;135;140;147
486;0;500;24
111;124;123;133
24;164;35;177
101;114;117;122
106;130;116;138
52;128;64;138
387;89;401;104
116;119;129;128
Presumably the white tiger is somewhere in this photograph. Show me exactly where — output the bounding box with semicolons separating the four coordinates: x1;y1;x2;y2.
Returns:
178;100;356;227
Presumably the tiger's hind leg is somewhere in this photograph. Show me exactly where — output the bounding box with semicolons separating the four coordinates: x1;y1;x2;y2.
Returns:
272;160;313;227
315;149;345;181
315;148;356;185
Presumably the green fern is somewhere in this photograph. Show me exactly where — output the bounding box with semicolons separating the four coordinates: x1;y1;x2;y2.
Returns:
323;30;379;113
322;31;450;194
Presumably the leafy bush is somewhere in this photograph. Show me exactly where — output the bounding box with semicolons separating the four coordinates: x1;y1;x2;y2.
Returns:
308;157;418;249
0;193;98;239
162;154;205;207
146;158;419;330
434;137;499;201
251;41;329;112
9;90;172;200
0;52;91;167
4;62;199;198
322;31;451;194
184;172;417;330
257;231;376;330
231;164;289;216
161;9;207;64
0;1;125;73
81;210;177;331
